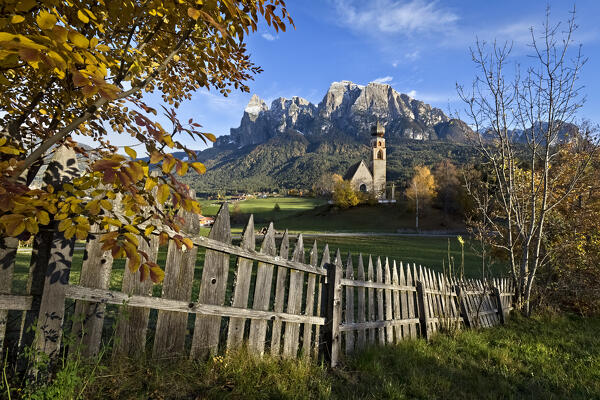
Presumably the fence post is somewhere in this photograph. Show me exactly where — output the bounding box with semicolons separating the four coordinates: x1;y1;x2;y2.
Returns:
415;280;430;341
454;284;472;329
29;146;79;370
322;250;342;367
0;237;18;356
492;286;506;324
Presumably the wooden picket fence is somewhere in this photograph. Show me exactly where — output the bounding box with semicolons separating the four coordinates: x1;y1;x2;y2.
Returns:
0;148;515;371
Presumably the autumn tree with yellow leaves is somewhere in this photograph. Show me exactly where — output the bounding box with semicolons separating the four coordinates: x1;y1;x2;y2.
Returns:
0;0;292;282
405;166;436;232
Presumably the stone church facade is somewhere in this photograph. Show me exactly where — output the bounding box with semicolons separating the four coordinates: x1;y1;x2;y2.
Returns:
344;122;388;200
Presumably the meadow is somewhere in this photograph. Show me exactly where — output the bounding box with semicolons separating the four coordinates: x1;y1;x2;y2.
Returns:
198;196;466;234
16;313;599;399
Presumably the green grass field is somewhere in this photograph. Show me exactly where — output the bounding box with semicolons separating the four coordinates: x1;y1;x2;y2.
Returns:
16;314;598;399
12;233;494;301
199;196;466;234
199;197;327;225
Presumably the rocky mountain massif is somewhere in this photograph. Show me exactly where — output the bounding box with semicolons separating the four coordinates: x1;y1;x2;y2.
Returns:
185;81;477;193
216;81;470;148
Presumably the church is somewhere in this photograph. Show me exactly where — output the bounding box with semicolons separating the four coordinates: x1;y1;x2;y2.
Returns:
343;122;394;201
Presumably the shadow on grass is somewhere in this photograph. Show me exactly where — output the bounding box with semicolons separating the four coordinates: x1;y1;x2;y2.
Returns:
332;314;600;400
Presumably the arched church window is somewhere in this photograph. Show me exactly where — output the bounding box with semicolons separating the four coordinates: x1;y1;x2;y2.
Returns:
359;184;367;192
377;149;383;160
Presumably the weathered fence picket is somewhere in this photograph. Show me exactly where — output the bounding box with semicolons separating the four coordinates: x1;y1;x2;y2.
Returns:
344;254;354;354
72;225;115;358
190;204;231;359
247;223;276;355
356;255;366;349
301;241;318;358
282;234;305;358
367;256;376;345
0;237;17;355
152;197;201;357
225;216;255;351
391;262;401;343
270;230;290;356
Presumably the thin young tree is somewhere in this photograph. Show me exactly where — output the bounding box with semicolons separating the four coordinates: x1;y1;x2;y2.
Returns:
457;6;597;315
405;166;436;232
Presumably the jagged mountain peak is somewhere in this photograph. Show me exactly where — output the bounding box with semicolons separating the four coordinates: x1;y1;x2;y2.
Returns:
217;81;468;148
244;94;268;117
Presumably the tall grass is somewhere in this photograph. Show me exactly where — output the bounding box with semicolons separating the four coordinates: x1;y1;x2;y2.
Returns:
5;313;597;399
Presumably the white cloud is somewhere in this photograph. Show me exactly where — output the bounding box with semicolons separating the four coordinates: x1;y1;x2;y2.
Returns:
405;50;420;61
373;76;393;84
261;33;278;41
406;89;417;98
334;0;458;35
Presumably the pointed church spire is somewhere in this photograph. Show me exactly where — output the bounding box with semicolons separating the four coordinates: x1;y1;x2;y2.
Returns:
370;121;385;137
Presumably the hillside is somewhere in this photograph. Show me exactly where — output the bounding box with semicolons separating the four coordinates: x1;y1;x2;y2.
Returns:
182;132;479;193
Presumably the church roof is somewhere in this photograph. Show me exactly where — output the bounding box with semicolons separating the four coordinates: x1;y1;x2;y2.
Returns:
343;160;371;180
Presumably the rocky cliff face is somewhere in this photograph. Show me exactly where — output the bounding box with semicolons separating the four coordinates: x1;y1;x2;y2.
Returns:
216;81;466;148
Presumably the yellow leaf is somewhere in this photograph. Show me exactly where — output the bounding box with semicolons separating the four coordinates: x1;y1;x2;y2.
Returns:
0;32;17;42
124;146;137;159
181;237;194;250
144;177;157;191
96;44;110;52
85;199;100;214
191;162;206;174
157;184;170;205
123;231;139;246
149;265;165;283
68;30;89;48
159;232;169;246
188;7;201;20
0;214;25;236
85;9;97;20
64;225;76;239
139;263;149;281
163;135;175;148
47;50;66;70
100;199;112;211
11;15;25;24
0;146;21;155
177;162;188;176
25;218;39;234
162;157;176;174
51;26;68;43
124;224;140;235
77;10;89;23
103;217;122;227
144;225;155;236
36;10;57;30
75;225;88;240
58;219;71;232
37;210;50;225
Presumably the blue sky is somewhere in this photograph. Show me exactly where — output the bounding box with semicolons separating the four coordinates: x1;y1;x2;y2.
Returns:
140;0;600;150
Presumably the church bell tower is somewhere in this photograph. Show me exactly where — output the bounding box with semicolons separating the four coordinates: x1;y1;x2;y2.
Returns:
370;122;386;199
